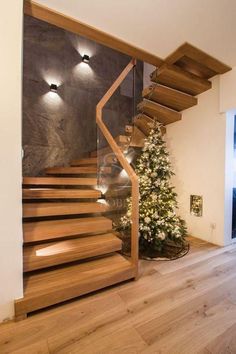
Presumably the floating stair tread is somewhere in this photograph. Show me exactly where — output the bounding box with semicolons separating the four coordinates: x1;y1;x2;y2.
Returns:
70;157;98;166
45;166;105;175
90;135;130;157
142;84;197;111
134;114;166;136
150;63;212;96
129;126;146;148
165;42;231;79
23;201;112;218
23;177;97;186
23;216;112;243
23;233;122;272
138;99;181;125
23;189;101;200
15;253;135;316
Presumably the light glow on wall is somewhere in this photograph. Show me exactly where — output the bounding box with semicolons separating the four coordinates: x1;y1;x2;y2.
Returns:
42;91;63;107
73;61;94;76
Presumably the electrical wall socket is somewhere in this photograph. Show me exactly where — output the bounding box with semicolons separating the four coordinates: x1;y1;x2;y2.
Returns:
210;223;216;230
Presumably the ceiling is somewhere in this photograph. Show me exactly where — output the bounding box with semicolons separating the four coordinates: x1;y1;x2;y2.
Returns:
35;0;236;66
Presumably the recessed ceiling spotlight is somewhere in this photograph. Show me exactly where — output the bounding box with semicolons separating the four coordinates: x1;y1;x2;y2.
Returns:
82;54;90;64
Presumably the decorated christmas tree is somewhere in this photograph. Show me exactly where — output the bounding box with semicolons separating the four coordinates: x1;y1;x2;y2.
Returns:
120;122;187;257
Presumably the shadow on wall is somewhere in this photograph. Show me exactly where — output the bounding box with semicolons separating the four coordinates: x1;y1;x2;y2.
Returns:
23;15;143;176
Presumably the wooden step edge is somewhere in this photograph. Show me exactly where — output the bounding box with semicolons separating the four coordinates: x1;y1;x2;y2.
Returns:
138;98;182;114
23;233;123;272
134;114;166;136
142;83;198;104
23;216;113;243
23;177;98;186
22;189;102;200
70;157;98;166
165;42;231;75
23;201;112;218
15;255;136;318
150;63;212;89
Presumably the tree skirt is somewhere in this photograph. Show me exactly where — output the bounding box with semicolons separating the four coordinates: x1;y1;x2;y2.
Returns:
120;232;190;261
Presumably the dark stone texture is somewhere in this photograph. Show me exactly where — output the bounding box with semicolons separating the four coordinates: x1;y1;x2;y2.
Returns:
23;15;143;176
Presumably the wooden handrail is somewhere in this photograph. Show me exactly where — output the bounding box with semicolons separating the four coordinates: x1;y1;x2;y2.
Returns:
96;59;139;275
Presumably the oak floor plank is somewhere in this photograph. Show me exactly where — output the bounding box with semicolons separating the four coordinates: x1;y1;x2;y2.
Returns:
10;340;49;354
136;275;236;352
201;323;236;354
48;327;147;354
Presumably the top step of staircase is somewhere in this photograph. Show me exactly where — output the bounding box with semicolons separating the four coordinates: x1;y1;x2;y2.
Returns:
150;63;212;96
165;42;231;79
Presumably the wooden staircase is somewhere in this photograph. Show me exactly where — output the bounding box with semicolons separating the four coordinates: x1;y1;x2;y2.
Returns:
16;153;136;320
136;42;231;128
16;43;231;320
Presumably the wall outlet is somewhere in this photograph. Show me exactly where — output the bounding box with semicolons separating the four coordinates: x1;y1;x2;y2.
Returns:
210;222;216;230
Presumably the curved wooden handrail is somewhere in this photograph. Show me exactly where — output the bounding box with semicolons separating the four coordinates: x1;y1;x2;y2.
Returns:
96;59;139;275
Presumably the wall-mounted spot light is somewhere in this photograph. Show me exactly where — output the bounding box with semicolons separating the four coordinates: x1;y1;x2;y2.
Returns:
82;54;90;64
50;84;58;93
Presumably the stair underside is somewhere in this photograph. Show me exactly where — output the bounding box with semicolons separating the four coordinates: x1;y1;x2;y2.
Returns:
142;84;197;111
23;189;101;199
23;177;97;186
23;201;113;218
138;99;181;125
23;216;112;243
23;233;122;272
134;114;166;136
165;42;231;79
15;253;135;317
150;63;212;96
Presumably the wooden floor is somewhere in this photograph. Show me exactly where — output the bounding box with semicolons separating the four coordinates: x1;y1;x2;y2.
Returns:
1;236;236;353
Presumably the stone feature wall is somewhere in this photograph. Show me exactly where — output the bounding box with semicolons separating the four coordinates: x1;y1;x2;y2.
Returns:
23;15;143;176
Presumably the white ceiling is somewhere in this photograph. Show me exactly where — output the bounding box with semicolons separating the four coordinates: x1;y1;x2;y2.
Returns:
36;0;236;66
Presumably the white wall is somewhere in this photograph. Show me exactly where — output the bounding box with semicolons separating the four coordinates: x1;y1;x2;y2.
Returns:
166;77;228;246
36;0;236;67
0;1;23;322
220;67;236;112
143;63;155;89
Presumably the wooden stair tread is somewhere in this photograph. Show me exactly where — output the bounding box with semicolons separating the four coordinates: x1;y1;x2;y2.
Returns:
142;84;197;111
150;63;212;96
129;126;146;147
23;201;113;218
70;157;98;166
23;189;101;200
134;114;166;136
138;99;181;125
45;166;105;175
23;177;97;186
15;254;135;316
23;233;122;272
23;216;112;243
165;42;231;79
90;135;130;157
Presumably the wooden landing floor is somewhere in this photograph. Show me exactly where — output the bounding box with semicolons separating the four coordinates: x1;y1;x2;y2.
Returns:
1;236;236;353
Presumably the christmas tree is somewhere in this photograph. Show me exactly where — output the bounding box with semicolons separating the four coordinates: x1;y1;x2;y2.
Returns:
120;122;187;256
